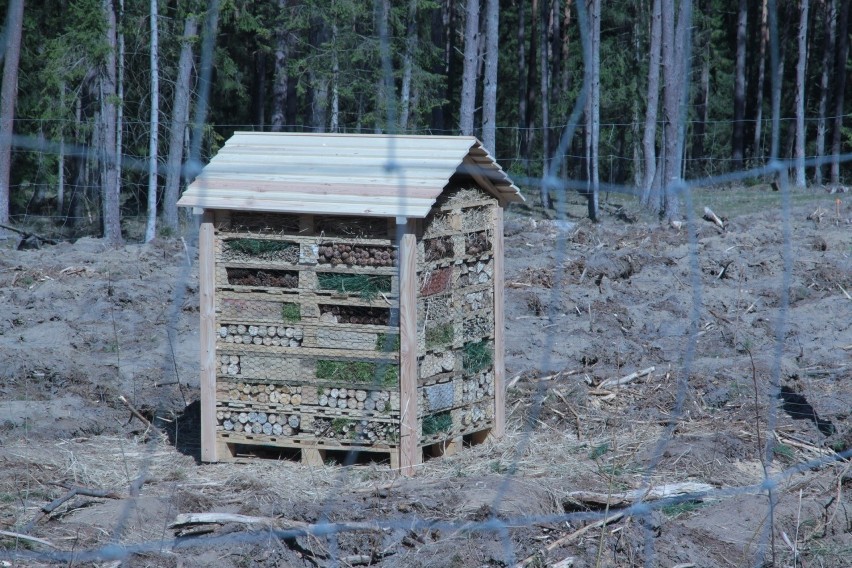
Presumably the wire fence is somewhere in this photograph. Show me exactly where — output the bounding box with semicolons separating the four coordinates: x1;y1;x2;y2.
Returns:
3;1;851;567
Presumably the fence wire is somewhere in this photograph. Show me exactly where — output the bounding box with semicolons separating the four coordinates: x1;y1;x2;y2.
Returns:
2;1;851;567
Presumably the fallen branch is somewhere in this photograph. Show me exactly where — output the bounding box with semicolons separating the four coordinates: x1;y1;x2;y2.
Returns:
702;207;725;230
598;366;655;389
515;512;624;568
565;482;714;508
775;433;836;458
24;486;123;532
119;395;168;441
0;222;59;245
169;513;384;536
0;529;57;549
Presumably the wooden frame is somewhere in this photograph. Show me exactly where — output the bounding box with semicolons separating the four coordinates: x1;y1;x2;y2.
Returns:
398;223;421;475
492;206;506;438
199;209;218;462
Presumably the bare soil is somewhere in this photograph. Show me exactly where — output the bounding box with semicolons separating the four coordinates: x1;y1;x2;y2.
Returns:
1;188;850;567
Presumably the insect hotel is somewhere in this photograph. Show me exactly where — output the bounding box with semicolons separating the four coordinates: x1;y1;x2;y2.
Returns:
178;132;522;475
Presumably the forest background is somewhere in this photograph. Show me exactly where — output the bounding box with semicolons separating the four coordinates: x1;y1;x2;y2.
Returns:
0;0;848;243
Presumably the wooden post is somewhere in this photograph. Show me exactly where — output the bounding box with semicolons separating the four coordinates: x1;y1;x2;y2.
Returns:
398;224;421;475
492;206;506;438
199;209;218;462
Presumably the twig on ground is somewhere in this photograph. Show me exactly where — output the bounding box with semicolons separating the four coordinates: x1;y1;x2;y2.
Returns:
118;395;158;433
598;366;655;389
0;529;58;548
515;513;624;568
23;486;123;532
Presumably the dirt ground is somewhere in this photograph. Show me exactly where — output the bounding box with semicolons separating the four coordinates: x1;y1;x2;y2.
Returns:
1;187;850;567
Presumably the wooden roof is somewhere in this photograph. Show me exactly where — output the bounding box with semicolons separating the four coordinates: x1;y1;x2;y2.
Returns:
177;132;523;218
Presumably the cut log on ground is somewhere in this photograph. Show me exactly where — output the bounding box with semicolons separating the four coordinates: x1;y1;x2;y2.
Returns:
703;207;725;230
598;366;655;389
169;512;385;536
564;482;714;508
0;529;57;548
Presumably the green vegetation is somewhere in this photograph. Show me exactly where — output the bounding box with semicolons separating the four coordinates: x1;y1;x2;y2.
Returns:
315;359;398;386
376;333;400;352
662;500;706;519
281;302;301;323
773;443;796;460
426;323;454;348
462;341;492;374
589;442;610;460
331;418;350;437
422;411;452;436
227;238;297;256
316;273;392;300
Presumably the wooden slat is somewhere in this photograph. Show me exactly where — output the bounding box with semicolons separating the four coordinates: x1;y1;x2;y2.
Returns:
492;206;506;439
218;431;398;452
178;195;432;219
184;186;437;206
199;210;218;462
191;177;441;196
398;226;421;475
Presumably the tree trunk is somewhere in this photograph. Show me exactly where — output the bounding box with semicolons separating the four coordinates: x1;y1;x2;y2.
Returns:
330;23;339;133
310;17;329;133
443;1;457;133
753;0;768;161
145;0;160;242
541;0;551;179
271;0;289;132
732;0;747;168
661;0;691;220
58;83;65;216
188;0;220;165
460;0;480;135
116;0;125;222
768;0;784;161
399;0;418;130
794;0;809;188
641;0;662;208
526;0;538;182
517;0;527;173
562;0;573;177
692;13;710;174
815;0;836;185
831;0;850;183
101;0;122;244
251;52;266;128
586;0;600;221
429;4;447;132
163;15;197;232
0;0;24;230
481;0;498;153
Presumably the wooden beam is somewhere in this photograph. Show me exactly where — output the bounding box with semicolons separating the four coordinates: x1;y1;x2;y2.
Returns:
492;206;506;438
199;209;218;462
398;225;421;475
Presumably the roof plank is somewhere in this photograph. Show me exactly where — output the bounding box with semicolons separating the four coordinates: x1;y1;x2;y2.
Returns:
178;133;523;217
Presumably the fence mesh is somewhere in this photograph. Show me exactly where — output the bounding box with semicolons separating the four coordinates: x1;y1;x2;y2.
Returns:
2;1;851;567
